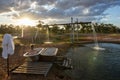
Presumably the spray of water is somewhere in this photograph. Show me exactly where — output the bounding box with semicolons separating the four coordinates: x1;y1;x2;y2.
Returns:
46;27;50;42
91;23;105;50
44;26;53;44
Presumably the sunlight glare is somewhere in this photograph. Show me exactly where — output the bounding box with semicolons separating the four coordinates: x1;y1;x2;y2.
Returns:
16;18;36;26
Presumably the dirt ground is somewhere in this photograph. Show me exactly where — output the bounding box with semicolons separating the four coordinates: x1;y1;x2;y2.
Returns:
0;43;72;80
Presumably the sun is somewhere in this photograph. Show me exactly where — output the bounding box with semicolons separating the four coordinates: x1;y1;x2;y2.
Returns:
16;18;36;26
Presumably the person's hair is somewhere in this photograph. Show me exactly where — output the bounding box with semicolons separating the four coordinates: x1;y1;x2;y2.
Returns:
30;44;34;50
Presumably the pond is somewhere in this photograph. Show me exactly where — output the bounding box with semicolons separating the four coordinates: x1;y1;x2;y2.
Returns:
65;43;120;80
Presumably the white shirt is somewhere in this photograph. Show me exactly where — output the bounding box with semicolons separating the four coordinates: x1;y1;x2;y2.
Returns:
2;34;15;59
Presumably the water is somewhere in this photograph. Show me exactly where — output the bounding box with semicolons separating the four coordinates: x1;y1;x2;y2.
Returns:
65;43;120;80
91;23;105;50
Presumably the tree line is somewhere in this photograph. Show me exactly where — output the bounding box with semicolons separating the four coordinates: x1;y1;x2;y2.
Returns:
0;23;120;36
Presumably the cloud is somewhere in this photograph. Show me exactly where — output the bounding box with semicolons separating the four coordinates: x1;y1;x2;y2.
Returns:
0;0;120;24
36;0;56;5
0;0;13;12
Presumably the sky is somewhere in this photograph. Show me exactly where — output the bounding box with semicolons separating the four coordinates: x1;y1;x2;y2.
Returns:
0;0;120;27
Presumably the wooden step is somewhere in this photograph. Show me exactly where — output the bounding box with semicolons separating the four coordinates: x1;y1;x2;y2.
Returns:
12;61;53;77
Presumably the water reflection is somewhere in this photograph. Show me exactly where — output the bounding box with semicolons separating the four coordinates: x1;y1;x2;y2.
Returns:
65;43;120;80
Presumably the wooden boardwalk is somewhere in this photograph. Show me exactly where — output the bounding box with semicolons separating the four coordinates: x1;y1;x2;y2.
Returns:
12;61;53;77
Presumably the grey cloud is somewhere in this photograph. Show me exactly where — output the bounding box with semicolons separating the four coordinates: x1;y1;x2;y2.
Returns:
12;0;32;11
0;0;120;23
47;8;65;18
36;0;56;5
0;0;13;12
64;7;83;17
0;0;32;13
46;0;120;23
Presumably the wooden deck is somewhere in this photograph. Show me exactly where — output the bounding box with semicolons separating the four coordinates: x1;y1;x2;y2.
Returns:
12;47;58;76
12;61;53;77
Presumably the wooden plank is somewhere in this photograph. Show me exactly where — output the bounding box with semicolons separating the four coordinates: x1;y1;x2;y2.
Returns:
13;70;46;74
18;66;49;69
62;60;66;66
14;68;47;71
13;69;46;73
12;61;53;77
61;58;73;69
20;64;51;68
